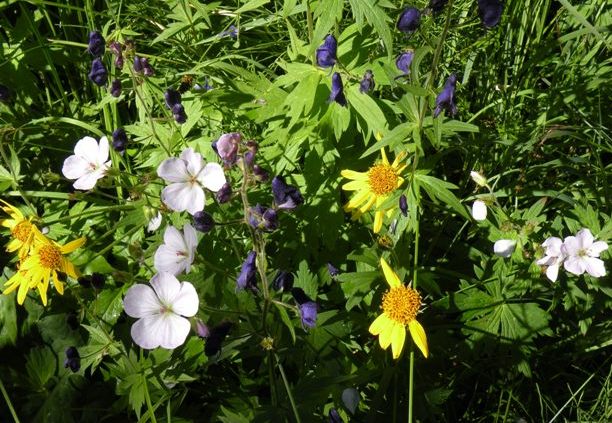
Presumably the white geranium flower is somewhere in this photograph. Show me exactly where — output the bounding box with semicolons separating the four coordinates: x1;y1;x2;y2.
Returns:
536;237;565;282
123;272;199;349
62;136;112;190
154;223;198;275
147;212;162;232
561;228;608;277
494;239;516;258
471;200;487;221
157;148;226;215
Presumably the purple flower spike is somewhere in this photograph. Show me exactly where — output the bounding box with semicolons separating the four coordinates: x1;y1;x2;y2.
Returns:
64;347;81;372
396;51;414;76
359;70;375;94
112;128;128;152
478;0;503;28
87;31;105;57
237;251;257;290
272;176;303;210
110;79;122;97
216;132;241;166
164;88;182;109
172;103;187;123
291;288;318;329
433;74;458;118
88;58;108;86
193;211;215;233
328;72;347;106
397;7;421;33
133;56;144;72
216;182;232;203
316;34;337;68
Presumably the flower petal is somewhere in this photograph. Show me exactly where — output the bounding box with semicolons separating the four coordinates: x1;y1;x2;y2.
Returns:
561;235;579;256
161;183;205;215
575;228;593;248
157;158;190;183
342;180;366;191
62;156;89;179
123;284;161;318
183;223;198;253
154;244;188;275
180;148;203;177
563;256;585;276
378;322;395;349
380;257;401;288
171;281;199;317
471;200;487;221
373;210;384;233
340;170;367;180
73;170;104;190
198;163;226;192
390;323;406;359
149;272;183;304
98;136;110;163
545;263;559;282
74;136;100;163
542;237;563;257
588;241;609;257
369;313;391;336
583;257;606;278
408;320;428;358
131;312;191;350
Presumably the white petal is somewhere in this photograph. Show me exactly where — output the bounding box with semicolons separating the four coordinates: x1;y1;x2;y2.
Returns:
536;255;553;266
583;257;606;278
542;237;563;257
470;171;487;187
180;148;203;177
158;313;191;349
74;136;100;163
471;200;487;221
130;316;163;349
62;156;90;179
147;213;162;232
198;163;226;192
123;284;161;318
564;256;585;275
154;244;188;275
163;225;187;251
575;228;594;248
183;223;198;253
161;183;205;214
588;241;609;257
157;158;190;183
545;263;559;282
150;272;182;304
561;236;580;256
73;170;104;190
98;136;110;164
171;281;199;317
494;239;516;258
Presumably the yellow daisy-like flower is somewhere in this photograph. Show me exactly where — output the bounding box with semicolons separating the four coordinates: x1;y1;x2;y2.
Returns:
369;257;428;359
0;199;43;260
3;236;86;305
341;149;406;233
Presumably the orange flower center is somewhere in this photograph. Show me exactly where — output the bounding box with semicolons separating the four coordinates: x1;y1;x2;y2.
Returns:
368;164;398;196
382;286;421;325
11;220;33;242
39;244;62;269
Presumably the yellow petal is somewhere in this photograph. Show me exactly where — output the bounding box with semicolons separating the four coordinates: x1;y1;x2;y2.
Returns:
52;271;64;295
17;277;30;304
392;151;407;168
396;176;405;189
378;322;395;349
61;237;86;254
359;195;376;213
342;180;367;191
408;320;428;358
345;190;370;210
373;211;384;233
341;169;368;180
391;324;406;359
369;313;391;336
380;257;401;288
380;149;389;166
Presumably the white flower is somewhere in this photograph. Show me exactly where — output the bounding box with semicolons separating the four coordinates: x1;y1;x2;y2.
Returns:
470;171;487;187
494;239;516;258
62;136;112;190
157;148;226;215
147;212;162;232
536;237;565;282
561;228;608;278
154;223;198;275
123;272;199;349
471;200;487;221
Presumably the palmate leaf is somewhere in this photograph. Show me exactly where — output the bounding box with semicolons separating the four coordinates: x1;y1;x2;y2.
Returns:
414;173;471;220
348;0;393;57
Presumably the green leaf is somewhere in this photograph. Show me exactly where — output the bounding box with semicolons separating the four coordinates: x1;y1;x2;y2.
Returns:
26;346;56;388
274;303;296;344
310;0;343;55
235;0;270;14
360;122;415;158
348;0;393;56
347;85;388;141
414;174;470;219
0;294;17;347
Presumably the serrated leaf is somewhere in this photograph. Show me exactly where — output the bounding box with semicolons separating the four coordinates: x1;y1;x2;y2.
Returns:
415;174;470;220
360;122;415;158
347;85;387;141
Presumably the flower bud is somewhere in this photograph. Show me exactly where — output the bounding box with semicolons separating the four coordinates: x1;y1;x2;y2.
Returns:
316;34;337;68
88;58;108;86
291;288;318;329
433;74;458;118
273;271;294;291
253;165;269;182
272;176;304;210
327;262;340;278
248;204;278;231
470;171;487;187
110;79;122;97
193;210;215;233
87;31;105;57
216;132;241;166
164;88;182;109
397;7;421;33
216;182;232;203
64;347;81;372
399;194;408;217
328;72;347;106
133;56;144;72
141;57;155;76
172;103;187;123
359;70;375;94
471;200;487;221
112;128;128;152
195;319;210;338
237;251;257;290
494;239;516;258
478;0;503;28
396;51;414;76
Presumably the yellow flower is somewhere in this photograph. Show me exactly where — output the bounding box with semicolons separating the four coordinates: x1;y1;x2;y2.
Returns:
0;200;43;260
341;149;406;233
3;236;86;305
369;258;428;359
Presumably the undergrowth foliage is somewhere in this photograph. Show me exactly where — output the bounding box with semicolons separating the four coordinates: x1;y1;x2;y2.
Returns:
0;0;610;422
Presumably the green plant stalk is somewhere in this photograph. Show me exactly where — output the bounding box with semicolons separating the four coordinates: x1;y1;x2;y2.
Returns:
408;208;420;423
142;371;158;423
304;0;314;63
276;354;302;423
0;376;20;423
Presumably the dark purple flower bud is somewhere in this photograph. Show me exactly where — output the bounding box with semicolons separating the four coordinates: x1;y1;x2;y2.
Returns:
272;176;304;210
329;408;344;423
133;56;144;72
164;88;182;109
172;103;187;124
327;262;340;277
216;132;241;166
114;55;124;69
204;321;232;356
88;58;108;86
427;0;449;14
395;51;414;76
397;7;421;33
359;70;375;94
237;251;257;290
219;25;238;38
248;204;278;231
110;79;122;97
216;182;232;203
262;208;279;231
64;347;81;372
328;72;347;106
478;0;503;28
433;73;458;118
253;165;270;182
211;140;218;155
273;271;294;291
87;31;105;57
399;194;408;217
244;151;255;168
0;84;11;103
316;34;337;68
112;128;128;152
109;41;122;56
291;288;318;329
141;57;155;76
195;319;210;338
193;210;215;233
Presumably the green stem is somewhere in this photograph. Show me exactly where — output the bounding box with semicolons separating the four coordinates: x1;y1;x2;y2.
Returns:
276;354;301;423
304;0;314;63
142;371;158;423
408;208;419;423
0;376;20;423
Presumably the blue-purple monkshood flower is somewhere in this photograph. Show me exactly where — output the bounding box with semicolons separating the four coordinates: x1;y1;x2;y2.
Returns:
248;204;279;232
109;41;123;69
395;51;414;76
218;25;238;39
204;321;233;357
359;70;375;94
237;251;257;291
88;58;108;86
0;84;11;103
195;319;210;338
141;57;155;76
215;132;241;166
110;79;122;97
164;88;182;109
433;73;458;118
194;77;213;91
273;271;294;291
64;346;81;372
87;31;105;57
253;164;270;182
328;72;347;106
272;176;304;211
399;194;408;217
193;210;215;233
329;408;344;423
316;34;337;68
478;0;503;28
427;0;449;14
216;182;232;203
397;7;421;33
172;103;187;124
133;56;144;73
327;262;340;278
112;128;128;152
291;288;318;329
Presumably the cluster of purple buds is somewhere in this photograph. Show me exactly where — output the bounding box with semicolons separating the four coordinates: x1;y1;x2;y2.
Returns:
433;74;458;118
0;84;10;103
248;204;279;232
359;70;375;94
64;347;81;372
316;34;337;68
478;0;503;28
88;58;108;86
112;128;129;153
133;56;154;76
328;72;347;106
164;88;187;124
395;50;414;77
397;7;421;33
110;79;122;97
109;41;124;69
237;251;257;291
193;211;215;233
86;31;108;87
291;288;318;329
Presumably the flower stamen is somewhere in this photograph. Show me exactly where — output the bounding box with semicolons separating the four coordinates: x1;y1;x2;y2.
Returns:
382;285;421;325
39;244;62;269
368;164;398;196
11;220;33;242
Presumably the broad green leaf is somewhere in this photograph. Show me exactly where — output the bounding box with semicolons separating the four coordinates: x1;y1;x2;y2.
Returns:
415;174;471;220
235;0;270;14
360;122;415;158
274;303;296;344
347;85;388;141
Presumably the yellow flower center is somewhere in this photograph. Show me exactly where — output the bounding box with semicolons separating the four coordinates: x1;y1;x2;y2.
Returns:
368;164;398;196
11;220;33;242
382;286;421;325
39;244;62;269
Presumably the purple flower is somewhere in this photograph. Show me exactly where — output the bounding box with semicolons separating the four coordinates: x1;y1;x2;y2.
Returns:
328;72;347;106
109;41;123;69
253;165;270;182
193;211;215;233
88;58;108;86
219;25;238;38
172;103;187;123
216;182;232;203
112;128;128;152
0;84;11;103
399;194;408;216
291;288;318;329
164;88;182;109
141;57;155;76
397;7;421;33
110;79;122;97
204;321;232;356
329;408;344;423
215;132;241;166
87;31;105;57
64;347;80;372
272;176;303;210
195;319;210;338
359;70;375;94
327;262;340;278
433;73;458;118
396;51;414;75
273;271;294;291
478;0;503;28
248;204;279;231
194;77;213;91
316;34;337;68
133;56;144;72
427;0;449;14
237;251;257;290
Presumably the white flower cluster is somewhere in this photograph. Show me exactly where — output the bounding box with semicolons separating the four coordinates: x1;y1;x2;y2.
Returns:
537;228;608;282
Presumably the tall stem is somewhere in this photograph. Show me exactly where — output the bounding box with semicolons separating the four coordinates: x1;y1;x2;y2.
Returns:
276;354;302;423
0;377;20;423
408;210;420;423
